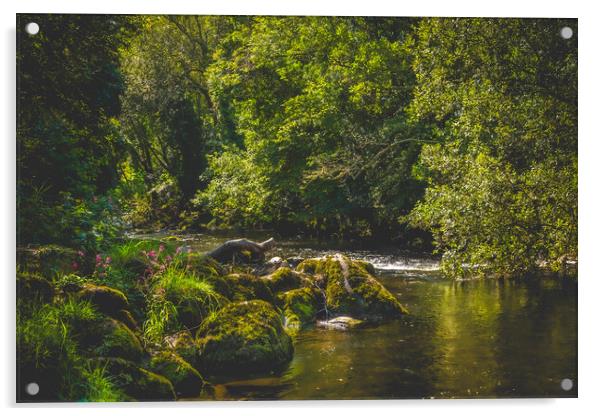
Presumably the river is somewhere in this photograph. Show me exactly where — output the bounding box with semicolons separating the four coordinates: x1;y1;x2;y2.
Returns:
134;231;578;400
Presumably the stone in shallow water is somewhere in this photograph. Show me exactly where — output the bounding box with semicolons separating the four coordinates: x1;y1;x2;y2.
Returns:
296;254;409;320
316;316;366;330
196;300;294;375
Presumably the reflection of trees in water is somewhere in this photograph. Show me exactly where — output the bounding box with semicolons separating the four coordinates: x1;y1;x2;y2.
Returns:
493;277;577;397
209;275;577;400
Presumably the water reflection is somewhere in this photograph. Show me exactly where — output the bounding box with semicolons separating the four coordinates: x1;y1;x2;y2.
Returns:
208;276;576;400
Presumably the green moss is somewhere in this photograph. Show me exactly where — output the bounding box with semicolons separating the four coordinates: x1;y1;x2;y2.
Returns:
17;271;54;304
295;259;320;275
150;351;209;398
164;331;198;367
225;273;273;302
17;245;78;278
94;357;176;401
262;267;303;293
80;318;144;361
114;309;138;330
278;287;320;336
356;260;376;275
75;284;129;315
152;265;226;330
304;255;408;320
196;300;293;375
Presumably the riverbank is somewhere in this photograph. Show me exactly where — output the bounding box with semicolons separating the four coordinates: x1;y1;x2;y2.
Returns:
17;238;409;402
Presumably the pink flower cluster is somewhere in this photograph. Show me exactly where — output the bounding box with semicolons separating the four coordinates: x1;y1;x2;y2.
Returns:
139;244;192;281
94;253;112;279
71;250;86;271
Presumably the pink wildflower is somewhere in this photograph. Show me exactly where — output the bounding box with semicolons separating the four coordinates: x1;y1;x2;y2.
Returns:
95;254;102;264
159;244;165;253
71;262;79;271
77;250;85;257
105;256;111;264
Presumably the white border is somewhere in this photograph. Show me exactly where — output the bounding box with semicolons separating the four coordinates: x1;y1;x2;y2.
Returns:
2;1;600;415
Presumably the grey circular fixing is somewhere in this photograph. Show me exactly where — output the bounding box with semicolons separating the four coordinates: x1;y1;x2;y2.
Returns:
560;27;573;39
560;378;574;391
25;382;40;396
25;22;40;35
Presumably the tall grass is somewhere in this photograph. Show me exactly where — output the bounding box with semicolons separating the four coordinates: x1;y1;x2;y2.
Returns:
142;264;223;345
17;299;109;400
80;364;124;402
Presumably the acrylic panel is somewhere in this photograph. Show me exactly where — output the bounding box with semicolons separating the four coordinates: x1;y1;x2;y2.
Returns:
16;14;577;402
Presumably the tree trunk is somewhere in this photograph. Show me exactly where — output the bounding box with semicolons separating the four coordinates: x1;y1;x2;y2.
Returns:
207;238;275;264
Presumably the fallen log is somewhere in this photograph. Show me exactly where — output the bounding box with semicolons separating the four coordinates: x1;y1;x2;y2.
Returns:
206;237;276;264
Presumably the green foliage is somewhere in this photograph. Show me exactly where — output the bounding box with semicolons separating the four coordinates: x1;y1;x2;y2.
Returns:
198;17;425;237
16;299;124;401
406;18;577;277
17;14;578;283
143;264;224;343
143;297;179;345
17;14;133;249
80;364;126;402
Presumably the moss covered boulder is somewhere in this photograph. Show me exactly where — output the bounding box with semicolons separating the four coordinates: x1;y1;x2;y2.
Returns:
75;317;144;361
152;267;227;330
262;267;305;293
196;300;293;375
76;284;129;315
114;309;138;331
225;273;273;302
278;287;320;335
17;272;54;304
17;245;79;277
296;254;408;320
95;358;176;401
164;331;199;367
150;351;210;398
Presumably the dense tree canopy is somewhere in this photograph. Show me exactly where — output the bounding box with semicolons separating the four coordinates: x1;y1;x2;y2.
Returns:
17;15;578;276
407;18;577;276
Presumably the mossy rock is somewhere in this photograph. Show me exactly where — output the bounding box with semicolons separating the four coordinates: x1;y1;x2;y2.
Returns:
94;358;176;401
187;253;224;278
173;294;228;330
150;351;210;398
17;245;79;278
196;300;293;375
262;267;304;293
356;260;376;275
164;331;199;367
17;271;54;304
297;255;408;320
114;309;138;331
77;317;144;361
295;258;320;275
75;284;129;315
123;257;148;277
278;287;320;335
225;273;273;303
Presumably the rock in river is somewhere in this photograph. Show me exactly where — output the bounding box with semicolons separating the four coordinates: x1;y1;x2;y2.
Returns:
296;254;408;321
196;300;293;376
